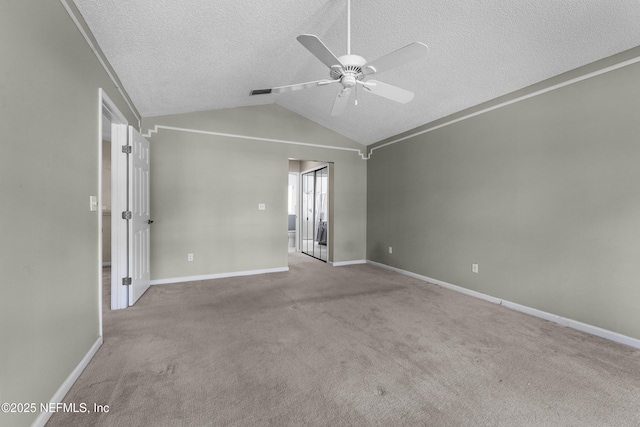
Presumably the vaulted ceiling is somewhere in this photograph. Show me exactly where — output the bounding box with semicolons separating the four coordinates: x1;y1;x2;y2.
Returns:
73;0;640;146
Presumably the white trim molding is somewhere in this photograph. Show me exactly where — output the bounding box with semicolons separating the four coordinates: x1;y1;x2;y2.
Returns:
366;53;640;159
150;266;289;286
32;337;103;427
60;0;140;126
367;260;502;305
330;259;367;267
142;125;368;160
367;260;640;350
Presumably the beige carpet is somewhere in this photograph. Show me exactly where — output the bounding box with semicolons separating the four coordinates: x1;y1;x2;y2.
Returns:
48;253;640;426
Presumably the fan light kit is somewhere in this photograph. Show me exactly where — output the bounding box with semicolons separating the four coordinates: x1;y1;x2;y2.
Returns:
250;0;429;116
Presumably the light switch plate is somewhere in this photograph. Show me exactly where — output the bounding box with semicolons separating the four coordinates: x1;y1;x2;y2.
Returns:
89;196;98;211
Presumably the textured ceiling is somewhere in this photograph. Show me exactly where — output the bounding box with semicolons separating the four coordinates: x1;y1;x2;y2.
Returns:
73;0;640;146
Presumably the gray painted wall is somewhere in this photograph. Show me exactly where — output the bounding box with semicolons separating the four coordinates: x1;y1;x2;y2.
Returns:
367;49;640;340
4;2;639;425
143;105;366;281
0;1;137;426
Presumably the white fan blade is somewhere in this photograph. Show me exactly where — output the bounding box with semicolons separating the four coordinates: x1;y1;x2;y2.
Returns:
250;79;338;96
331;88;351;116
297;34;345;69
359;80;415;103
362;42;429;76
273;79;338;93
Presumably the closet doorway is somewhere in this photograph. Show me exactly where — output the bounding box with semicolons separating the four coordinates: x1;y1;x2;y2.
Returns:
301;165;329;262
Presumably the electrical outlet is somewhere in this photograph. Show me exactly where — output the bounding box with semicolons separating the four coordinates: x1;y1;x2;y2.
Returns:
258;203;266;211
389;246;393;254
472;263;479;273
188;253;194;262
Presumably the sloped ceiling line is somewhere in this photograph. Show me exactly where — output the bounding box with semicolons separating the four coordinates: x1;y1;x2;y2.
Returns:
61;0;140;125
367;51;640;159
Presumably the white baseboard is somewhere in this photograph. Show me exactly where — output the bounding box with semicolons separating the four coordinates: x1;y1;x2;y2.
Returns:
367;260;640;350
330;259;367;267
500;299;640;349
366;260;502;305
32;336;103;427
150;266;289;285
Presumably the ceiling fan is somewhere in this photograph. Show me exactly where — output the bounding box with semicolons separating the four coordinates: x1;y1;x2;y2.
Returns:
250;0;429;116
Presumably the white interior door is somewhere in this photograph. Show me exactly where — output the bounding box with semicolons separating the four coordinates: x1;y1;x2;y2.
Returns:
128;126;151;305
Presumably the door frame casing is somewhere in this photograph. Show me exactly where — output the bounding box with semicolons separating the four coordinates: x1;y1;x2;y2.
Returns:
288;171;300;253
99;89;129;313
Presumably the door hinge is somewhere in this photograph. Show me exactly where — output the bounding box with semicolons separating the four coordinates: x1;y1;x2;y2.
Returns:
122;145;132;154
122;277;132;286
122;211;132;220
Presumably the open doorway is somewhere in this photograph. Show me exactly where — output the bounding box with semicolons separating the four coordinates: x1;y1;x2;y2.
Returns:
99;90;151;318
301;165;329;262
288;160;333;263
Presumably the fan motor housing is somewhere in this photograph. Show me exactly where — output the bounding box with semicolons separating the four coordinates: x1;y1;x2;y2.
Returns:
331;54;367;80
